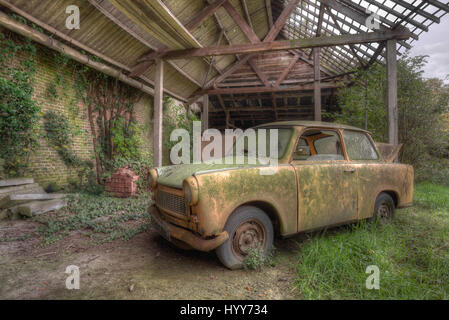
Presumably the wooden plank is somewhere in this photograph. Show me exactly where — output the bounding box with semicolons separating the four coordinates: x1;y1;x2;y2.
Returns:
0;178;34;188
313;48;322;121
185;0;228;31
386;39;398;146
154;59;164;167
160;29;412;59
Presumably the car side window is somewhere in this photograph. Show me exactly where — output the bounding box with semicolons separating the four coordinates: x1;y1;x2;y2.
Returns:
343;130;379;160
295;129;345;161
293;138;310;160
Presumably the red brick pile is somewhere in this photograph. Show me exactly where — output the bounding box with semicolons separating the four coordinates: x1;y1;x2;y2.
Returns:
105;167;139;198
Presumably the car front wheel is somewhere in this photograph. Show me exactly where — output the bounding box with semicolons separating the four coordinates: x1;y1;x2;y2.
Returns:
216;206;274;270
373;192;395;224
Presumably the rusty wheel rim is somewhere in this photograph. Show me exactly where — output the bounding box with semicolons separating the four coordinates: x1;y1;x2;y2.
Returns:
377;202;392;221
231;219;266;260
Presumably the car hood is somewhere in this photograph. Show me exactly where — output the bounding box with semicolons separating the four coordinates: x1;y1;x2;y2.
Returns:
156;156;267;189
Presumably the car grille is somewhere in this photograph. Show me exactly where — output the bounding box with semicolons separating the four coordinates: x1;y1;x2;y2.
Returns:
156;190;186;216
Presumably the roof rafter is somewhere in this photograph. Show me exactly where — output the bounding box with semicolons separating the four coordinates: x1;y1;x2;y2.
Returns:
149;28;412;59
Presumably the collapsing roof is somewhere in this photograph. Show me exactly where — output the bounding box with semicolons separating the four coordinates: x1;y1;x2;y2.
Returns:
0;0;448;128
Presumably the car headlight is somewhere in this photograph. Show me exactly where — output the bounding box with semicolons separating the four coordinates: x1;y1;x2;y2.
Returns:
149;168;158;189
183;176;199;206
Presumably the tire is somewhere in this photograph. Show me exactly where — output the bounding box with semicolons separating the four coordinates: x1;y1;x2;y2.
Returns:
372;192;395;224
216;206;274;270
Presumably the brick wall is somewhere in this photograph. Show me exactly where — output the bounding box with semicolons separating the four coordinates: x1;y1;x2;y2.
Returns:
1;27;154;188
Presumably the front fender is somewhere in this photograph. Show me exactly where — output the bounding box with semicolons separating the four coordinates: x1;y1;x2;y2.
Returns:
194;165;297;237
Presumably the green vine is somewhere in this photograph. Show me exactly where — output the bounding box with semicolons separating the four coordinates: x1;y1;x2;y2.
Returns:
43;111;95;187
0;30;40;177
46;53;70;99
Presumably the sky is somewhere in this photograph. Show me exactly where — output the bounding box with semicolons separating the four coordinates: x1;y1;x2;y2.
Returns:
409;16;449;83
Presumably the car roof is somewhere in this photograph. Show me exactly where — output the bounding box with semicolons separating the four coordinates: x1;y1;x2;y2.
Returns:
255;121;368;132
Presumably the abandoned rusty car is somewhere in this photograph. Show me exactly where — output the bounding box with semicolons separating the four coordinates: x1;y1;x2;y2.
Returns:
149;121;414;269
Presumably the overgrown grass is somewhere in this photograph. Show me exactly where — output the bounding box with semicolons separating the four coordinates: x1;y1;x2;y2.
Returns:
35;193;152;245
294;182;449;299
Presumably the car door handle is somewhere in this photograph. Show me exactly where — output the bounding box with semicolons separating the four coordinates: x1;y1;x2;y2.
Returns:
344;168;356;173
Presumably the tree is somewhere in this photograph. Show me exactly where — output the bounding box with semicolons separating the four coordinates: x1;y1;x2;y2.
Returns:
333;53;449;183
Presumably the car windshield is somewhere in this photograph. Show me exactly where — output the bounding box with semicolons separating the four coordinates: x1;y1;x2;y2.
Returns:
227;128;293;160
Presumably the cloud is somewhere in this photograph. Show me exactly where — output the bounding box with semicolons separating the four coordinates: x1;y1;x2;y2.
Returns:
409;17;449;82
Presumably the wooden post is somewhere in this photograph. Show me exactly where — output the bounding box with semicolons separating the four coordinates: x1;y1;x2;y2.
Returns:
154;59;164;167
313;48;322;121
386;39;398;146
201;94;209;132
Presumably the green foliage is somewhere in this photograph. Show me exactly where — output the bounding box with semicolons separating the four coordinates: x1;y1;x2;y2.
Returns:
0;32;40;177
162;96;200;165
243;245;276;271
35;192;152;245
294;182;449;299
71;64;148;185
46;53;70;99
334;54;449;184
43;111;96;190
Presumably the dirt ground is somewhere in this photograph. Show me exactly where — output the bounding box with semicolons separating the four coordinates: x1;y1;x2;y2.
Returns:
0;219;303;300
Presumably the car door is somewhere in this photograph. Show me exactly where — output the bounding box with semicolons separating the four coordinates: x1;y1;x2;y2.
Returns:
292;128;358;232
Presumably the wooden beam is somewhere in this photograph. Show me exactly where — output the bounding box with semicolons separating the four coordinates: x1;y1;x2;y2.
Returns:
154;59;164;167
201;94;209;132
185;0;228;31
386;40;398;146
425;0;449;12
222;0;259;44
240;0;254;30
86;0;201;88
265;0;274;28
264;0;302;42
0;10;159;97
193;82;338;96
205;0;301;88
273;53;300;87
157;29;412;59
248;59;271;87
321;0;413;48
324;5;366;67
316;3;325;37
202;30;225;86
313;48;321;121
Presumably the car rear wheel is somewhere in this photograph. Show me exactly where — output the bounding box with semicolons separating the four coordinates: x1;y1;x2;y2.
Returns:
216;206;274;270
373;192;395;224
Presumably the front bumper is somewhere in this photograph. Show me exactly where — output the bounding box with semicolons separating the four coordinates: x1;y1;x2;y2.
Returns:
149;205;229;252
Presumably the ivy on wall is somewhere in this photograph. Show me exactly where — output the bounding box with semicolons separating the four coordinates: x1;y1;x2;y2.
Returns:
43;111;94;187
0;27;40;178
